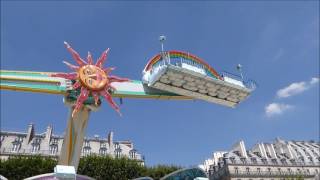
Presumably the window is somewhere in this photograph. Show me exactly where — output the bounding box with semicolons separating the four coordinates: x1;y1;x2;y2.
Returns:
281;158;287;165
51;138;58;144
257;168;261;174
251;158;257;164
254;152;262;158
290;159;297;165
266;152;271;158
129;150;136;159
11;136;23;152
230;157;236;164
49;144;58;155
261;158;268;165
234;167;239;174
240;158;246;164
114;142;120;149
84;140;90;147
83;147;91;156
272;158;278;165
115;148;121;158
246;167;250;174
31;138;41;153
99;143;107;156
267;168;271;174
99;148;107;156
12;142;21;152
32;143;40;153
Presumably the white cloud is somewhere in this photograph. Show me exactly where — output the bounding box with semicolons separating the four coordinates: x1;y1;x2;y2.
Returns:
310;77;319;85
276;77;319;98
265;103;293;117
277;82;307;98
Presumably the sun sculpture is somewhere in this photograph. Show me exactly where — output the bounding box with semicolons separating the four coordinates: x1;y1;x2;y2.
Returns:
52;42;129;117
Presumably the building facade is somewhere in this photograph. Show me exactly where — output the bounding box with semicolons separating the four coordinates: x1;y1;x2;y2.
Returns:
203;138;320;180
0;123;144;164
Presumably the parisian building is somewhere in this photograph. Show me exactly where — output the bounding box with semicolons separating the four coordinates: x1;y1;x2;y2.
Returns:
202;138;320;180
0;123;144;164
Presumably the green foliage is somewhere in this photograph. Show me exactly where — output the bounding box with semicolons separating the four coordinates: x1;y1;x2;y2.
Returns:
77;155;146;180
0;155;57;180
0;155;181;180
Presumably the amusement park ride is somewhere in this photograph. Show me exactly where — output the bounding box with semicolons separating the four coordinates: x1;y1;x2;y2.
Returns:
0;36;256;179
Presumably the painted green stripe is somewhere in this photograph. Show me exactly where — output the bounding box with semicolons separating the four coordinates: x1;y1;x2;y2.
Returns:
1;81;66;92
0;71;49;77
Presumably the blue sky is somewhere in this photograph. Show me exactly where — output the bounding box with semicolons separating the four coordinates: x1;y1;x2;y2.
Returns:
1;1;319;166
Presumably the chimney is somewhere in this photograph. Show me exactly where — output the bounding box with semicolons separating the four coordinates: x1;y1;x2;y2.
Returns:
45;125;53;144
108;131;113;148
25;123;35;144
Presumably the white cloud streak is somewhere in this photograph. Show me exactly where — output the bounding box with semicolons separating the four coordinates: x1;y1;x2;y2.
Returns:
310;77;319;85
276;77;319;98
265;103;293;117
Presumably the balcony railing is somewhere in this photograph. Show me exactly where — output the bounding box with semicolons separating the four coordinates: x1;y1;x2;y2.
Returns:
1;148;59;157
1;148;144;162
228;170;317;178
224;159;320;167
210;169;318;179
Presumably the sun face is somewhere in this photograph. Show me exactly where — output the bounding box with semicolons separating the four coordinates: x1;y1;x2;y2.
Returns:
52;42;129;117
78;65;108;90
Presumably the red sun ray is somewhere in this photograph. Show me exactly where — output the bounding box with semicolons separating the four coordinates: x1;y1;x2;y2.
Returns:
52;42;130;117
92;92;100;105
87;51;93;65
72;87;89;117
52;73;77;80
95;48;110;68
103;67;115;74
64;41;87;66
72;81;82;90
100;90;121;116
62;61;79;71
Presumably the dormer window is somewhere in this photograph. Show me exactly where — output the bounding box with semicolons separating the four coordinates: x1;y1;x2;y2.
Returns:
114;142;120;150
99;147;107;156
253;152;262;158
115;148;122;158
251;158;257;164
240;158;246;164
266;152;271;158
271;158;278;165
84;140;90;147
229;157;236;164
49;144;58;155
99;143;107;156
129;149;137;159
52;138;58;144
12;142;21;152
234;151;241;157
261;158;268;165
281;158;287;165
31;138;41;153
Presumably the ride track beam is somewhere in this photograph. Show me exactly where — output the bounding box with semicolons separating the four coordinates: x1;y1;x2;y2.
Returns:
0;70;192;101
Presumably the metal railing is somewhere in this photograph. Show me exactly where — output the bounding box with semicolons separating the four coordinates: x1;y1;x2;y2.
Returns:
210;167;318;179
1;148;59;157
228;170;316;178
224;159;320;167
221;71;257;90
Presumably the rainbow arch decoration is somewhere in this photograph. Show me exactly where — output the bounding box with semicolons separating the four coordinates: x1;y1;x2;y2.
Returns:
143;50;222;80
